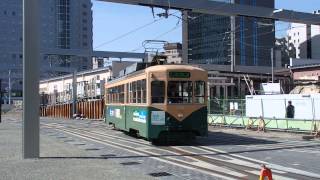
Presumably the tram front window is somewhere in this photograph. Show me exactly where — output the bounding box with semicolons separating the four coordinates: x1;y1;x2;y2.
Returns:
195;81;205;104
168;81;193;104
151;81;165;103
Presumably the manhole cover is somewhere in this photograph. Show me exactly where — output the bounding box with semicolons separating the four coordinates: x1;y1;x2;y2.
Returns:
149;172;172;177
120;162;141;166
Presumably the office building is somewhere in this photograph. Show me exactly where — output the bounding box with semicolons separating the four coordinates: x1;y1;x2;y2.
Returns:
287;10;320;59
163;43;183;64
0;0;93;99
183;0;275;67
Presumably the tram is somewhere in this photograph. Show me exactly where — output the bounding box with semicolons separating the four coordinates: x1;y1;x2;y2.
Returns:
105;64;208;142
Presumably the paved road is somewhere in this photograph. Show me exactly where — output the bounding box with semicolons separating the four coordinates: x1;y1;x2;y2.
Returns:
2;115;320;180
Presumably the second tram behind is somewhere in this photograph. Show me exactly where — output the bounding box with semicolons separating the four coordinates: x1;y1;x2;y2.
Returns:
105;64;208;142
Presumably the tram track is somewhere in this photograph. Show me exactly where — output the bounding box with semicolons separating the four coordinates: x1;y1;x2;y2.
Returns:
43;123;243;180
41;122;319;180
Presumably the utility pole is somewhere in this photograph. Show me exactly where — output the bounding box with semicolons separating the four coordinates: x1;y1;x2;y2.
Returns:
23;0;40;159
271;48;274;83
72;71;77;116
230;0;236;73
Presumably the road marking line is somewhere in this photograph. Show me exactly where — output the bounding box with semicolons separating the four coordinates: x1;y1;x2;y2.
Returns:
199;146;320;179
246;170;296;180
47;125;237;180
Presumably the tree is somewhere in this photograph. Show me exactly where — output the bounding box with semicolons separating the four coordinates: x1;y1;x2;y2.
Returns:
275;37;296;67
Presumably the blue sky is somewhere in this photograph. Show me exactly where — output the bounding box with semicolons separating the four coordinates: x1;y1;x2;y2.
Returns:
92;0;320;52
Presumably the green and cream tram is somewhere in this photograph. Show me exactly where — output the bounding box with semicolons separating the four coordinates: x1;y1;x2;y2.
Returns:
105;65;208;142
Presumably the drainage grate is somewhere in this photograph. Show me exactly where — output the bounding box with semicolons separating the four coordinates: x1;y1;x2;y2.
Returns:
149;172;172;177
120;162;141;166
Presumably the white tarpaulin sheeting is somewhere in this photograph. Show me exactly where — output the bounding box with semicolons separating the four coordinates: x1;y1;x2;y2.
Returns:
246;94;320;120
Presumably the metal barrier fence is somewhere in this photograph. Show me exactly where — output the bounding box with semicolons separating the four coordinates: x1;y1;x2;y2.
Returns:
208;98;320;133
208;99;246;116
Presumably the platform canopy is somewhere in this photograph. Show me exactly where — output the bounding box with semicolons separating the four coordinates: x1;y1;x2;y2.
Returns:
98;0;320;25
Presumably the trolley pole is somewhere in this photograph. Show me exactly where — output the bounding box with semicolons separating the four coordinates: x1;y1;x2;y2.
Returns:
23;0;40;159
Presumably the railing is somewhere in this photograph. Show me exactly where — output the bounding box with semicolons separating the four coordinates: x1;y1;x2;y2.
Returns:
208;98;320;134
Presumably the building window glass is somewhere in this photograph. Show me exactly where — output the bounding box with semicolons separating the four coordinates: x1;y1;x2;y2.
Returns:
56;0;70;49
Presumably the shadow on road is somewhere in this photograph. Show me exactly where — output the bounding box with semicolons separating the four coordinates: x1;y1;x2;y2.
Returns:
197;131;279;146
40;142;320;160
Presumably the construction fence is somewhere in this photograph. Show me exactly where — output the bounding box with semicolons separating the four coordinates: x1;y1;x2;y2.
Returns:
208;98;320;133
40;99;104;120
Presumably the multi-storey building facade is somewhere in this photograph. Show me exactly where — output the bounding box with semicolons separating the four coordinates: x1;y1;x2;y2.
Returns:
287;10;320;59
183;0;275;67
0;0;93;99
163;43;183;64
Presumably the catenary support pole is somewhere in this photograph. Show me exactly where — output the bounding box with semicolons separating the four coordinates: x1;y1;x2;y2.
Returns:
0;79;2;123
271;48;274;83
8;70;11;105
72;70;77;116
23;0;40;158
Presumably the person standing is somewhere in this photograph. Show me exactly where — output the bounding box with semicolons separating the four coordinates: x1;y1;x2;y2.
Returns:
286;101;295;118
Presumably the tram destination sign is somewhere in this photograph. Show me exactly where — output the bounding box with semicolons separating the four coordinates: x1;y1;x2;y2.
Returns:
169;72;191;78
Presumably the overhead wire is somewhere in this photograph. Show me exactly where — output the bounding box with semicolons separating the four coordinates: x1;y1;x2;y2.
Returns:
93;18;165;50
94;2;320;53
93;0;237;51
94;9;184;50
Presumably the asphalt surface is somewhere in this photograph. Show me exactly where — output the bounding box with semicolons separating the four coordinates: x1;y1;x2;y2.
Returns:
0;114;153;180
1;113;320;180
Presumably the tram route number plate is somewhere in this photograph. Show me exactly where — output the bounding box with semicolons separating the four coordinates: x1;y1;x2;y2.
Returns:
169;72;190;78
151;111;166;125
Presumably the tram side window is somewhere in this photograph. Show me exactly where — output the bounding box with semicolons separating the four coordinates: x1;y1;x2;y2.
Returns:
195;81;205;104
106;88;111;103
129;83;133;103
151;81;165;103
137;80;142;103
107;85;125;104
119;85;125;103
132;81;137;103
142;79;146;103
168;81;193;104
125;83;130;103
